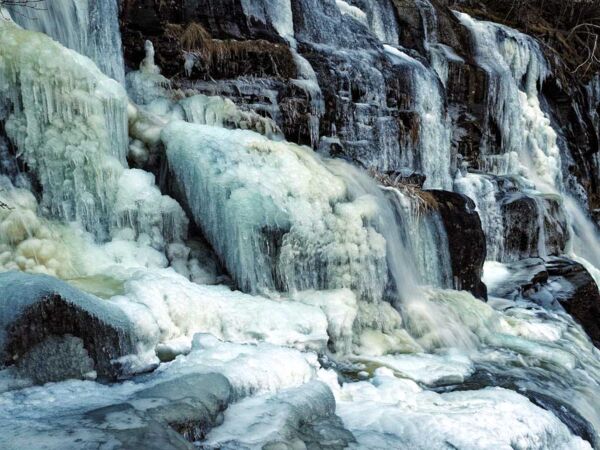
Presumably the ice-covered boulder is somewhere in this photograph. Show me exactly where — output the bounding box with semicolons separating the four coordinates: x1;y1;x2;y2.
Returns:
131;373;232;441
0;272;137;381
0;372;231;450
203;381;355;449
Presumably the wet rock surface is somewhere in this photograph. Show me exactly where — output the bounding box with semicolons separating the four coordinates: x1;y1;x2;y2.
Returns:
545;257;600;348
428;190;487;299
501;193;569;261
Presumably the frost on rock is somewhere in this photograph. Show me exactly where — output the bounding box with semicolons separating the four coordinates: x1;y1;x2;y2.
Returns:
163;121;389;301
126;41;282;141
0;22;187;246
382;46;452;190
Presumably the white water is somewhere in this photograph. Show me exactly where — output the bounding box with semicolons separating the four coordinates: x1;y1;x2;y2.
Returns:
383;46;453;190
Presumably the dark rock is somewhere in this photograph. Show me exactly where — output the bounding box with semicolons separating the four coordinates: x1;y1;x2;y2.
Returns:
16;334;96;384
427;190;488;299
487;257;549;300
501;193;569;261
545;257;600;348
0;272;137;381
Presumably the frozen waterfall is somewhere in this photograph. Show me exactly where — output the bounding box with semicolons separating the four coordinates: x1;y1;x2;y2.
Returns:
0;2;599;449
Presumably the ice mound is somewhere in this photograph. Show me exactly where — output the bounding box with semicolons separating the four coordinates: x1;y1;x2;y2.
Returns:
203;380;354;449
333;369;592;450
163;120;388;300
111;271;330;362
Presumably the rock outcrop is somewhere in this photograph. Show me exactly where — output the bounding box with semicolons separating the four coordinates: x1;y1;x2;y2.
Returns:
487;257;600;348
428;190;488;299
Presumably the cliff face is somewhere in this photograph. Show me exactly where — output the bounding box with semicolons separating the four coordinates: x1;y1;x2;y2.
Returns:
118;0;600;304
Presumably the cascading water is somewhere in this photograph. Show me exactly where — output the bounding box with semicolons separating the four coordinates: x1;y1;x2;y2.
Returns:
0;2;599;449
385;186;453;288
383;46;453;190
455;12;600;276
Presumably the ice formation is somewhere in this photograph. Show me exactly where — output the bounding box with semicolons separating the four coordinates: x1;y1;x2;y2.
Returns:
5;0;125;83
163;121;390;300
383;46;453;190
111;270;330;363
332;369;592;450
0;20;187;247
385;186;453;287
456;12;560;192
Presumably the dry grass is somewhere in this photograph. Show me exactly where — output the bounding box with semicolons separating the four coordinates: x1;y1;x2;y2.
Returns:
165;22;297;79
370;170;439;210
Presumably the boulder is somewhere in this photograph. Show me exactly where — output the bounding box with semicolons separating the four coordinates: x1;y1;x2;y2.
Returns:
546;257;600;348
202;381;356;449
1;372;232;449
486;257;600;348
132;373;232;441
0;271;137;381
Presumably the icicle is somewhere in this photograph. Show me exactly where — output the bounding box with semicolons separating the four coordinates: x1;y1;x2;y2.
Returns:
0;21;187;245
383;46;453;190
6;0;125;84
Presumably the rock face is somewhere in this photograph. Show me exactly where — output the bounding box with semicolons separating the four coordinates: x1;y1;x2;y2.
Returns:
0;272;136;381
428;190;487;299
487;257;600;348
501;193;569;262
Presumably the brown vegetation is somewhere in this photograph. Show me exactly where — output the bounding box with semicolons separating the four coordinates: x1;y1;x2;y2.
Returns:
165;22;298;79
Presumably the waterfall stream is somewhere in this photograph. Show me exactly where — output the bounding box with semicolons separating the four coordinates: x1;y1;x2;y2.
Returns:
0;2;599;449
